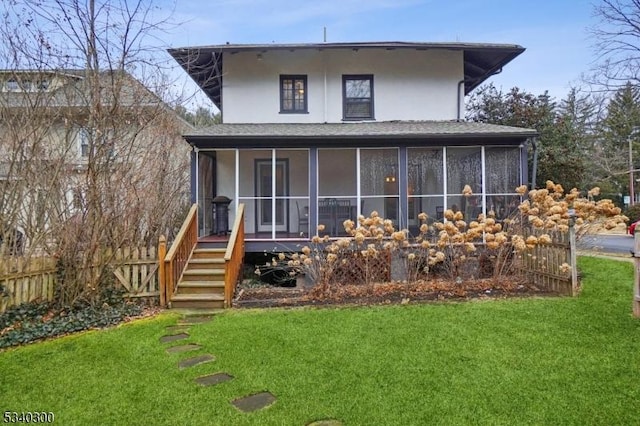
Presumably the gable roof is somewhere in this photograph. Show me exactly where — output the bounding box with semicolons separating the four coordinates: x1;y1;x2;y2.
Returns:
0;69;195;131
0;69;164;109
168;41;525;111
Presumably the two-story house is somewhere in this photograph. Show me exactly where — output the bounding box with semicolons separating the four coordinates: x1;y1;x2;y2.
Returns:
169;41;537;252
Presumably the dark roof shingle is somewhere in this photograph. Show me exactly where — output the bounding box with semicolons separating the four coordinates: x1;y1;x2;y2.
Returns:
185;121;537;139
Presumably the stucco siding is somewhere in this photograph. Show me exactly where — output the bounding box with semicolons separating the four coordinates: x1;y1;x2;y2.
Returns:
222;48;463;123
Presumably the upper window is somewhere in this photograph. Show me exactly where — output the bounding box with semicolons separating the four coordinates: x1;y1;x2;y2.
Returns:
36;80;50;91
5;79;18;92
79;128;90;157
280;75;307;113
343;75;374;120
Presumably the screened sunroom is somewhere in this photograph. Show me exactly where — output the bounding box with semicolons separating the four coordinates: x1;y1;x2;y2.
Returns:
187;122;536;251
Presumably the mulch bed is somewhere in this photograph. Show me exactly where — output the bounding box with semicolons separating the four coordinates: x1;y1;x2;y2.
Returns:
234;278;559;309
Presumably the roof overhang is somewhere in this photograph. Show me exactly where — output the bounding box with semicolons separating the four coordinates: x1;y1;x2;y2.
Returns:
168;41;525;112
183;121;537;150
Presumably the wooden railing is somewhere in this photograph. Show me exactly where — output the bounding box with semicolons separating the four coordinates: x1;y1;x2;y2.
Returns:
159;203;198;307
224;203;245;308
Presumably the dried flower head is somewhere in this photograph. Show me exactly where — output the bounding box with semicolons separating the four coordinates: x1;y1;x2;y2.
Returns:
392;231;406;242
487;241;500;250
516;185;528;195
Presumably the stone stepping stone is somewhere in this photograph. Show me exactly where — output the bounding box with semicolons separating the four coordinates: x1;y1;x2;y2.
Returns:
307;421;343;426
194;372;234;387
178;315;214;325
178;354;215;369
166;344;202;354
166;325;189;333
231;392;276;413
159;333;189;344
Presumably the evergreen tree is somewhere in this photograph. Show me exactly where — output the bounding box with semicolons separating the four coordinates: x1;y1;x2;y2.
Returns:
467;84;589;189
175;105;220;127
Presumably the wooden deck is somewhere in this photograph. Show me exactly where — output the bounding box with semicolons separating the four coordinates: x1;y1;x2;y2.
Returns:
198;232;311;252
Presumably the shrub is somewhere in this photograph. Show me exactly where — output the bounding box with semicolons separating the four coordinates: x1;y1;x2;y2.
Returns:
263;181;627;295
623;204;640;223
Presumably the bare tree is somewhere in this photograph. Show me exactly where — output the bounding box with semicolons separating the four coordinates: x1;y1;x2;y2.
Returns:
589;0;640;90
0;0;190;307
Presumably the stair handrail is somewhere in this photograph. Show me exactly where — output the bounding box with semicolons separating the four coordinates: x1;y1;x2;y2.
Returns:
160;203;198;307
224;203;245;308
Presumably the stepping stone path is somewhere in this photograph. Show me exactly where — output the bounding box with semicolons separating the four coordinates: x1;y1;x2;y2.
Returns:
231;392;277;413
177;315;214;325
307;421;343;426
166;344;202;354
159;332;189;344
195;372;234;387
178;354;215;369
160;314;279;414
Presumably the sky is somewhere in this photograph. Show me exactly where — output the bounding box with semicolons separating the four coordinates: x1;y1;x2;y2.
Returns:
160;0;599;105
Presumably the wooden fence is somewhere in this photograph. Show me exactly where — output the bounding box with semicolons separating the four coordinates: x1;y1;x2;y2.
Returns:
0;257;56;313
516;225;578;296
0;245;160;313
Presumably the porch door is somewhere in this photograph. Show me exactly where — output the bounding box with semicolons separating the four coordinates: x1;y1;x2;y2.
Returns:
256;159;288;233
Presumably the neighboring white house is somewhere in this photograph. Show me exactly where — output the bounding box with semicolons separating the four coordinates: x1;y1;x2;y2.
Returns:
0;69;191;253
169;41;537;251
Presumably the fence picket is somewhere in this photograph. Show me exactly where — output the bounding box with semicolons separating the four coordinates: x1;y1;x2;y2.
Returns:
0;244;161;312
132;247;140;294
515;227;574;295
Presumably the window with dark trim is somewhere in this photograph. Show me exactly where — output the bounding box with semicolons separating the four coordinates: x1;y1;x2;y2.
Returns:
343;75;374;120
5;79;18;92
280;75;307;113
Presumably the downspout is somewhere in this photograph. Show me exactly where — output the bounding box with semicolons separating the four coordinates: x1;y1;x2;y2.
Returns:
323;51;328;123
530;137;539;189
456;80;466;121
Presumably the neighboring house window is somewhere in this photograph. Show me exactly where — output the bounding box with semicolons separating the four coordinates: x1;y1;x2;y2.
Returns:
78;127;116;159
37;80;49;91
343;75;374;120
5;79;18;92
280;75;307;113
79;128;90;157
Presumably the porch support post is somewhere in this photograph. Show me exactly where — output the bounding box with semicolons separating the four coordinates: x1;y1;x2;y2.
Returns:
190;147;197;204
309;147;318;235
520;138;538;189
481;146;487;217
398;147;408;231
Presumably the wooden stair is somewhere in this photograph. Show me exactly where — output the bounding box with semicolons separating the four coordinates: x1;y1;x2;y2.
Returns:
170;246;227;309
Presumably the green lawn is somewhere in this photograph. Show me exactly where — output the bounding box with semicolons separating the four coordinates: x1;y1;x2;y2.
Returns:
1;256;639;425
